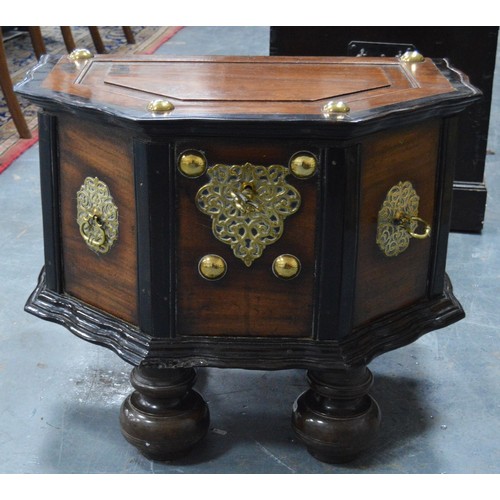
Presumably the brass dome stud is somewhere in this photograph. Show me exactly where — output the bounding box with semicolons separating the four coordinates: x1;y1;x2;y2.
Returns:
178;151;207;178
147;99;175;113
198;254;227;280
290;153;317;179
68;48;93;61
399;50;425;63
322;100;351;117
272;254;301;280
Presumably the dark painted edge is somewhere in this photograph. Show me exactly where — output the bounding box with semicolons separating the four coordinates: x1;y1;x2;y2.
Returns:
315;146;360;341
133;139;173;337
428;117;459;297
37;111;63;293
25;268;464;370
16;55;481;141
24;268;149;366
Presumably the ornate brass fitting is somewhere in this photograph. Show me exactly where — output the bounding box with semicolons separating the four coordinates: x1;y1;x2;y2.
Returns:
195;162;301;267
289;152;317;179
198;254;227;280
399;50;425;63
68;48;93;61
323;100;350;117
76;177;119;254
178;151;207;178
272;254;301;280
147;99;175;113
376;181;431;257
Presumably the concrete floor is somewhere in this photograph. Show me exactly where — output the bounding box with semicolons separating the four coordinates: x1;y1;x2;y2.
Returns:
0;26;499;474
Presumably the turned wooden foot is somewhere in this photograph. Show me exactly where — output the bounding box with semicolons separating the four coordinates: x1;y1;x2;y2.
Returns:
292;366;381;463
120;364;209;461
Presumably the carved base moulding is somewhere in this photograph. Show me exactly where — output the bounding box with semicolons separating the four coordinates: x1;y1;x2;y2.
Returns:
17;51;479;463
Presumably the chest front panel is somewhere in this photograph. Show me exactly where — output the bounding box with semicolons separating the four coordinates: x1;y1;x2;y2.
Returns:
175;139;320;338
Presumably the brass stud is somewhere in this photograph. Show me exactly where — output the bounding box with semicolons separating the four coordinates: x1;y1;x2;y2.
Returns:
322;100;350;116
179;151;207;178
290;153;317;179
399;50;425;63
272;254;301;280
68;48;93;61
147;99;175;113
198;254;227;280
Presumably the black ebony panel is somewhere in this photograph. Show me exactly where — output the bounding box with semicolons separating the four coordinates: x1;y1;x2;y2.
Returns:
38;111;62;293
429;117;459;298
134;140;174;337
315;146;360;340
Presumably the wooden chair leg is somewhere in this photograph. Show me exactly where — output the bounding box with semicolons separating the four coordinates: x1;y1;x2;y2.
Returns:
122;27;135;44
60;26;76;53
88;27;106;54
0;34;31;138
28;27;46;59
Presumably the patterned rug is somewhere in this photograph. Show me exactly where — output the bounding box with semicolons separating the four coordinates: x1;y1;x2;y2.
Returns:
0;26;182;174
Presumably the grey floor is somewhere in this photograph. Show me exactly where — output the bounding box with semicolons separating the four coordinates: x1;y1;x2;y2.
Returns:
0;26;499;474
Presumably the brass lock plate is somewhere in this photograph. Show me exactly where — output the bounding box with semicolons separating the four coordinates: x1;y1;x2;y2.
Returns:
376;181;431;257
195;162;302;267
76;177;119;254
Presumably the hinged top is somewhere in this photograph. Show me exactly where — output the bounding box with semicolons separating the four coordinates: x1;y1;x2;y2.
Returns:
16;54;480;130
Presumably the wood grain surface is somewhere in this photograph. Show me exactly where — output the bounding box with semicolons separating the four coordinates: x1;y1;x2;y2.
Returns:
32;55;464;121
353;120;439;326
58;113;139;325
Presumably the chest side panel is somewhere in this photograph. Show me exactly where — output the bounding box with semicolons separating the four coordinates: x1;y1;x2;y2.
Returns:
353;120;439;327
175;140;318;338
58;114;139;325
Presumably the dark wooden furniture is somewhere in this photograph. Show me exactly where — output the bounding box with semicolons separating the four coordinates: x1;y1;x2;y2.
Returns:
270;26;498;233
16;51;480;463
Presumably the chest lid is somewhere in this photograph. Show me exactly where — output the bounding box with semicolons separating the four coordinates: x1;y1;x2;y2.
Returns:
17;53;480;128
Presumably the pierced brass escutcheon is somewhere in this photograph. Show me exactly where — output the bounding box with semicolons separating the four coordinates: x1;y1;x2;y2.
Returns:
195;162;301;267
76;177;119;254
376;181;431;257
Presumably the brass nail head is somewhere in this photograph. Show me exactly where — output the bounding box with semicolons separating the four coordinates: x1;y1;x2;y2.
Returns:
272;254;301;280
290;153;317;179
147;99;175;113
399;50;425;63
322;100;350;115
179;151;207;178
69;48;93;61
198;254;227;280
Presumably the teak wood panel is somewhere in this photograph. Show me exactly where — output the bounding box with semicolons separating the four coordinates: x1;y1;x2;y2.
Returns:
58;114;139;325
353;120;439;327
175;139;318;337
102;61;392;101
39;56;456;119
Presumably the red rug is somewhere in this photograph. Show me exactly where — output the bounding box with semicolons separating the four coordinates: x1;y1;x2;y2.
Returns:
0;26;182;174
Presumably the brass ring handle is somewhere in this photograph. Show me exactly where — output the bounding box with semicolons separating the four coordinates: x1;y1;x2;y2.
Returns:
79;213;107;249
398;215;431;240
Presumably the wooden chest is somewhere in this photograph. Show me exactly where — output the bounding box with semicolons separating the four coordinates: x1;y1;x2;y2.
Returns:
17;50;480;463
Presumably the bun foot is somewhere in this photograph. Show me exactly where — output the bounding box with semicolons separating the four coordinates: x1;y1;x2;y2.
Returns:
292;367;381;464
120;365;209;461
